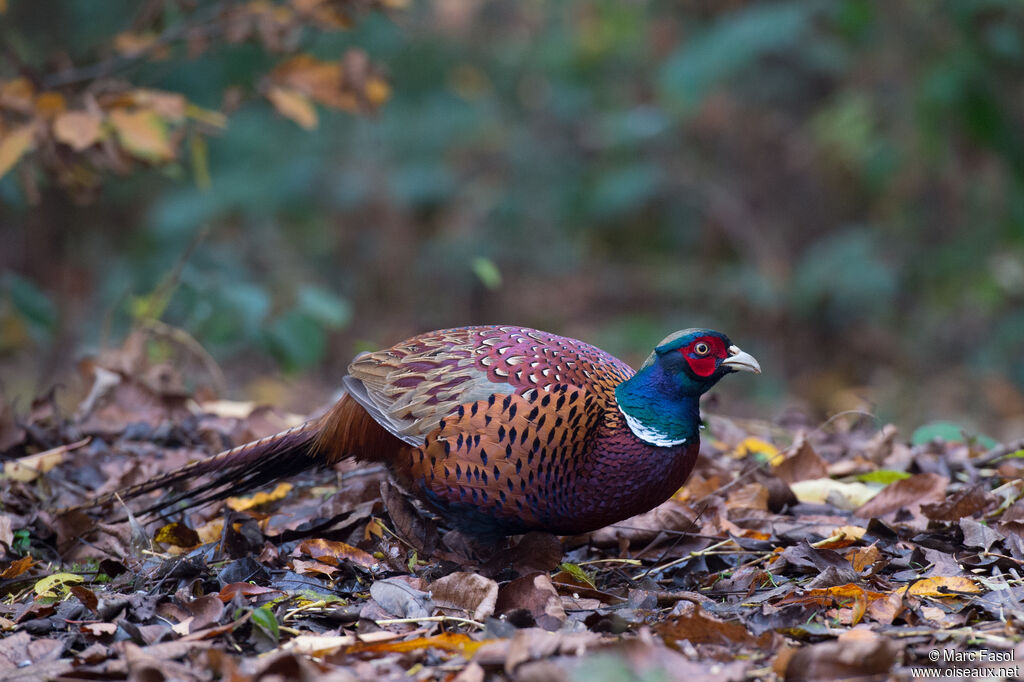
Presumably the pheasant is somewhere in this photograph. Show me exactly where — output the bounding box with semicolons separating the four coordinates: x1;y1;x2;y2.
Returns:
81;326;760;538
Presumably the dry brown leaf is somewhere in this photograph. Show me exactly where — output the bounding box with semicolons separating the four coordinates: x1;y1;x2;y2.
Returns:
656;601;774;647
853;472;949;519
921;485;997;521
430;571;498;621
774;432;828;483
294;538;379;570
495;572;566;631
53;111;104;151
785;627;898;681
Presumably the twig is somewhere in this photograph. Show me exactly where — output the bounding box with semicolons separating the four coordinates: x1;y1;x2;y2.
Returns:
374;615;485;629
974;438;1024;468
637;537;738;579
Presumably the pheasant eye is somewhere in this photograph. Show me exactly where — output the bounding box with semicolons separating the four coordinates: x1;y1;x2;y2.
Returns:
693;342;710;356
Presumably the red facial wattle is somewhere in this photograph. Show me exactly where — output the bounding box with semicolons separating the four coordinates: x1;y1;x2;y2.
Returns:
680;336;727;377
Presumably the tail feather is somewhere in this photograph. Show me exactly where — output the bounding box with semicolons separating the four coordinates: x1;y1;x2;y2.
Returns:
66;418;326;518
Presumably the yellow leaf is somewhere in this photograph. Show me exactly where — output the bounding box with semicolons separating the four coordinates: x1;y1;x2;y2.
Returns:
226;482;293;511
34;572;84;598
0;0;7;15
3;438;85;481
109;108;174;162
733;437;780;462
54;111;104;151
267;86;319;129
154;522;201;548
907;576;981;597
185;103;228;129
0;125;34;178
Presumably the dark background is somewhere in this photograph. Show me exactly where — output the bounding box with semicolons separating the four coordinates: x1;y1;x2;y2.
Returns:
3;0;1024;439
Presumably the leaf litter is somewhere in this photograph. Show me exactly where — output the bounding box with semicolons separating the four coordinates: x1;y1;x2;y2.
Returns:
1;348;1023;680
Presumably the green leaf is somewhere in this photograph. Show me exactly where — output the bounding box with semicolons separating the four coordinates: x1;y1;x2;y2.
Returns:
297;286;351;329
471;257;502;290
251;605;279;641
911;421;967;445
855;470;911;485
558;562;596;589
658;2;812;111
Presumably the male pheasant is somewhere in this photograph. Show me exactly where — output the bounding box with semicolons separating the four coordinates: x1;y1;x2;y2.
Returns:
84;326;760;537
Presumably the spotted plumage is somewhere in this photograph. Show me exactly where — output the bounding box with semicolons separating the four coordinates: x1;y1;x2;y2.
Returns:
75;325;760;539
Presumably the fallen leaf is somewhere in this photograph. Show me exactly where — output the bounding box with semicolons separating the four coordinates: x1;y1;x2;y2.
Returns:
908;576;981;597
430;572;498;621
785;627;898;681
4;437;87;481
226;482;293;510
346;632;488;656
217;583;284;603
154;522;201;548
854;472;949;519
34;572;85;597
922;485;998;521
774;432;828;483
790;478;878;509
0;555;33;579
294;538;378;570
657;601;775;646
495;572;566;631
370;577;432;618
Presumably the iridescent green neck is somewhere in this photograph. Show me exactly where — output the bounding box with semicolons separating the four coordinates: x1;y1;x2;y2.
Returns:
614;365;701;446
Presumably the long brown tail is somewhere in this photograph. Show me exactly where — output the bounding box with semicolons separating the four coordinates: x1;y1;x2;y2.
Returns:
65;417;328;519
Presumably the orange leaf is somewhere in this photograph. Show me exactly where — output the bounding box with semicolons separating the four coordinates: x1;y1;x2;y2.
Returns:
291;558;339;578
108;108;174;162
54;111;104;151
346;632;489;656
267;87;319;129
0;124;34;178
295;538;379;570
217;582;284;602
846;544;881;573
907;576;980;597
0;555;34;579
34;92;67;119
226;482;293;511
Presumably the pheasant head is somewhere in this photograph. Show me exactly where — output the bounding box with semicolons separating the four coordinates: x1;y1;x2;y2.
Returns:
614;329;760;446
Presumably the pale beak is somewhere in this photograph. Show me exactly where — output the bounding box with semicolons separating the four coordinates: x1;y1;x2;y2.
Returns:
722;345;761;374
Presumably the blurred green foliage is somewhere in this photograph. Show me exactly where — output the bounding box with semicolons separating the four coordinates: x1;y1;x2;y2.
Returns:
2;0;1024;434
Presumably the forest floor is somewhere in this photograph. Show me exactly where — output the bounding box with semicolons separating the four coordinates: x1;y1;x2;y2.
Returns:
2;335;1024;681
